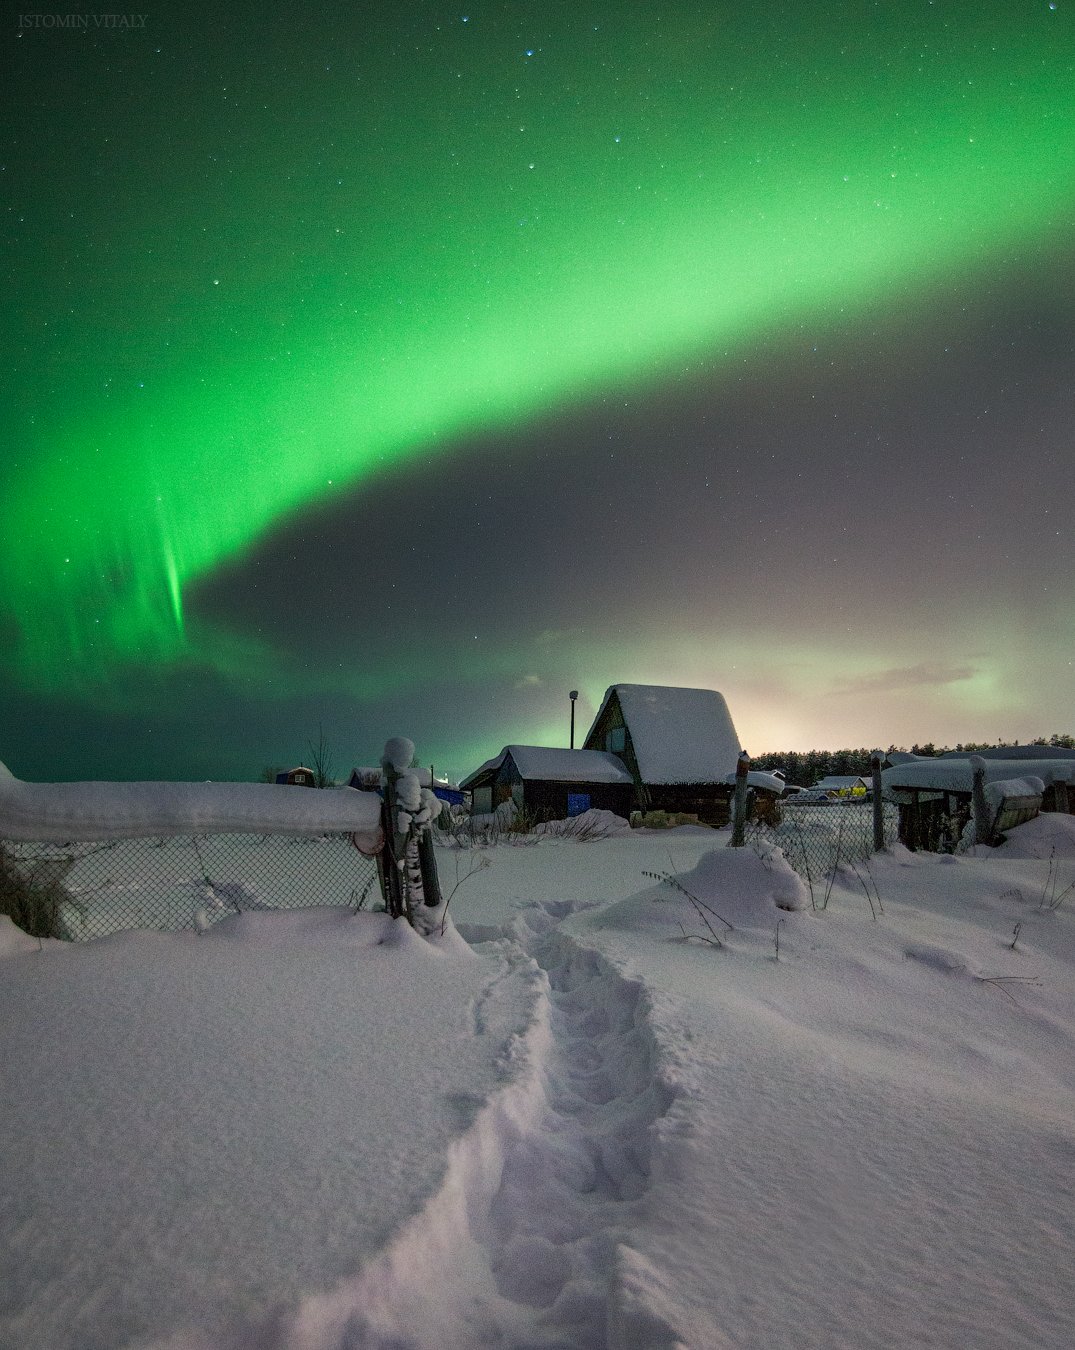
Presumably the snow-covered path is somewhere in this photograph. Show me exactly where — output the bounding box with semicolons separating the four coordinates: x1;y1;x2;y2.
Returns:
471;905;678;1346
280;897;683;1349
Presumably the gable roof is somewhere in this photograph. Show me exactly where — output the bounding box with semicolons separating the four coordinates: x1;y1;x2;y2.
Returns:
460;745;634;790
589;684;742;785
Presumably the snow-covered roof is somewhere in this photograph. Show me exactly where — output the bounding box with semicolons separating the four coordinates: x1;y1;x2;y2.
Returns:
460;746;634;789
881;757;1075;800
0;761;383;845
814;776;869;791
722;770;786;795
983;777;1045;809
349;766;456;790
591;685;742;785
939;745;1072;760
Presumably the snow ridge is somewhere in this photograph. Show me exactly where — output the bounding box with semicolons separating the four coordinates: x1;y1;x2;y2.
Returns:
237;900;685;1350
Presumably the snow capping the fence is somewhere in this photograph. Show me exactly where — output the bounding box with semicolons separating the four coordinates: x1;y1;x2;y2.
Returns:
880;757;1074;799
0;761;383;846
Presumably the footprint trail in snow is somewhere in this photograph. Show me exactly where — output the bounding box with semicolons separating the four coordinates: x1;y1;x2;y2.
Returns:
291;897;683;1350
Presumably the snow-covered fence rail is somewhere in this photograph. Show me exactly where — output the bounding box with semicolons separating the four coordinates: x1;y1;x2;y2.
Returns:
747;798;899;885
0;764;385;941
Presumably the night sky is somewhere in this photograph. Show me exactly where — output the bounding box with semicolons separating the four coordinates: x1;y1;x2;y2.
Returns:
3;1;1074;784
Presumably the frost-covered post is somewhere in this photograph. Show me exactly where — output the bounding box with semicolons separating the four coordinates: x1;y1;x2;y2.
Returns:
871;752;885;853
380;740;411;921
730;751;750;847
416;834;441;908
971;755;992;847
380;737;444;927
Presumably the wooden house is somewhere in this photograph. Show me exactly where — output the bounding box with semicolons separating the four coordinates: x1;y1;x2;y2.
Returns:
460;746;634;821
582;684;743;825
275;765;316;787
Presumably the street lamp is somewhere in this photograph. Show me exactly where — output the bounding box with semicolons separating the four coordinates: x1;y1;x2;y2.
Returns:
569;690;579;749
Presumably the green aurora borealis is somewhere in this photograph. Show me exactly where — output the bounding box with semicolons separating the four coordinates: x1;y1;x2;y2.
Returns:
3;2;1075;779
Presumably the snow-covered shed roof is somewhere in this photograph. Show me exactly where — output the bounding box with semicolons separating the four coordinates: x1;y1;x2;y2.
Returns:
460;746;634;789
0;761;383;846
814;775;869;791
880;757;1075;801
722;769;786;795
590;685;742;785
939;745;1073;761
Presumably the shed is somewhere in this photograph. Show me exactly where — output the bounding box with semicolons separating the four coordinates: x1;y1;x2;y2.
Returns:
880;757;1074;850
275;765;316;787
583;684;743;825
460;746;634;821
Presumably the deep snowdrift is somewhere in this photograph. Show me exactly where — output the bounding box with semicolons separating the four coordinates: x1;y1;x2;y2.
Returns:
3;823;1074;1348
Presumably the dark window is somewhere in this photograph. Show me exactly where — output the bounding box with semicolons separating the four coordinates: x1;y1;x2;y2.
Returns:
606;727;626;753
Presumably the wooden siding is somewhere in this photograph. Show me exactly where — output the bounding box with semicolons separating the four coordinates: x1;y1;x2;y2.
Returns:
583;690;647;805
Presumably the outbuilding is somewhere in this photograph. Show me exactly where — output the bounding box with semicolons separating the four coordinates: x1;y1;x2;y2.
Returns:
880;756;1075;850
460;746;634;821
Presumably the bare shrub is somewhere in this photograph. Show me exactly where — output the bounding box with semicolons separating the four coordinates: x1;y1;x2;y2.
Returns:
0;845;74;940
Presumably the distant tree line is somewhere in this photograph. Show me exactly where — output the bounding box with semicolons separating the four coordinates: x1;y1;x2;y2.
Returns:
751;733;1075;787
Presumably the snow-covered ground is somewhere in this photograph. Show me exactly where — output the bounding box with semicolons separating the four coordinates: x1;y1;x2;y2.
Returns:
3;818;1074;1349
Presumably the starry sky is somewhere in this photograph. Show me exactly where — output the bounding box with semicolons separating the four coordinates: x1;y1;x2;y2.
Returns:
3;0;1074;784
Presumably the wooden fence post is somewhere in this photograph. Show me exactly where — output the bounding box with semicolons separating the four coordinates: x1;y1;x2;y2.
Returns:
1055;779;1070;814
380;760;409;920
971;756;992;847
417;830;442;908
730;751;750;847
871;752;885;853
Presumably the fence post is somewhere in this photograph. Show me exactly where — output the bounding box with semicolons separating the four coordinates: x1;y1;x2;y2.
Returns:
417;829;442;908
1055;779;1070;814
871;752;885;853
971;755;992;847
380;760;408;920
730;751;749;847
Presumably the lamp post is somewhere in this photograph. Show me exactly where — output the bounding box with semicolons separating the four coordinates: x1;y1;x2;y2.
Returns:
569;690;578;749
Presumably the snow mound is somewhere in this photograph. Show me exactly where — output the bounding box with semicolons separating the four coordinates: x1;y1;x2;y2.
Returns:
993;811;1075;859
591;846;808;938
533;808;631;839
0;914;47;957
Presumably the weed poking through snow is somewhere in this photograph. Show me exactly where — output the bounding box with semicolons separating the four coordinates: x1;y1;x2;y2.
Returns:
643;866;734;948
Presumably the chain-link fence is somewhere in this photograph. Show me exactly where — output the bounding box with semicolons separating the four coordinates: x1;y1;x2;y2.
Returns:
1;833;382;942
746;799;899;886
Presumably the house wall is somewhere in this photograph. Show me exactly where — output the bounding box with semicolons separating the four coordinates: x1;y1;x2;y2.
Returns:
522;779;633;821
584;694;637;773
645;783;734;826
